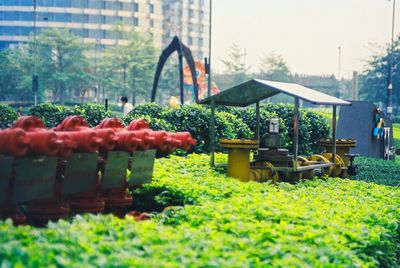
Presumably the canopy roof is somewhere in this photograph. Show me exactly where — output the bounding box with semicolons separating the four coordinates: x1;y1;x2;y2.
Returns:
199;79;351;107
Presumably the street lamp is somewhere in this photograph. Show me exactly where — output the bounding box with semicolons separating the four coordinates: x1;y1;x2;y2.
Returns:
207;0;212;97
387;0;396;119
32;0;38;105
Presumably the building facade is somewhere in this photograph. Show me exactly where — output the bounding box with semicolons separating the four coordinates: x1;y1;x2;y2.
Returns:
0;0;209;59
162;0;209;59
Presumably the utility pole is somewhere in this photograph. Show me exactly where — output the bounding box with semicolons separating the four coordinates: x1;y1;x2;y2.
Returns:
32;0;38;105
387;0;396;119
338;46;342;81
207;0;212;97
352;71;359;100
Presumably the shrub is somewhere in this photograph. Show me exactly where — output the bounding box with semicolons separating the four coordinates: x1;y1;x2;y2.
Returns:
126;102;166;119
28;103;72;128
260;103;329;155
353;156;400;186
230;107;289;148
123;114;175;132
0;105;18;129
72;103;112;127
162;105;253;153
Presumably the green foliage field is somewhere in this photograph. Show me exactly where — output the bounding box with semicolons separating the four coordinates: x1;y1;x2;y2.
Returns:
394;123;400;148
353;156;400;186
0;154;399;267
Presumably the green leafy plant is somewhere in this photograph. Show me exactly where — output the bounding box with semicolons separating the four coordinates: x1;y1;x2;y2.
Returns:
0;154;398;267
72;103;112;127
353;156;400;186
0;104;18;129
123;114;175;131
28;103;73;128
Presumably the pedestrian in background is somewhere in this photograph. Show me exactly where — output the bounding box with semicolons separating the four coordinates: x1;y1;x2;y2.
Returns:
120;96;133;116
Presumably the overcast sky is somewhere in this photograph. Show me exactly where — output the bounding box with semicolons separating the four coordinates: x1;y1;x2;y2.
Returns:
212;0;398;78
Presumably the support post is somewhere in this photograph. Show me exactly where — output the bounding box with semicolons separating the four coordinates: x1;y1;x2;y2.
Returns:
255;101;260;143
210;100;216;167
33;0;38;106
293;98;299;171
178;50;184;105
207;0;212;97
332;105;337;165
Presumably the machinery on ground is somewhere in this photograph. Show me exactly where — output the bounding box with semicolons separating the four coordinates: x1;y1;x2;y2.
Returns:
200;79;358;183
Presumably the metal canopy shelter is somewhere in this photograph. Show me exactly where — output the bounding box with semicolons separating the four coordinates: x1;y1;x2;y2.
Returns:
199;79;351;169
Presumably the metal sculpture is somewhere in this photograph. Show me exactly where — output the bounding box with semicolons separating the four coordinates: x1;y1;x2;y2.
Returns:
151;36;199;105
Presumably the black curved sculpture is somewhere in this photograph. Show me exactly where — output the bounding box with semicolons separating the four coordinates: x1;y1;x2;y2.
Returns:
151;36;199;104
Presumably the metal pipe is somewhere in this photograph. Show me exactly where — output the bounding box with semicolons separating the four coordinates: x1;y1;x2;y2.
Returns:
207;0;212;97
332;105;337;165
293;98;299;171
178;50;184;105
255;101;260;142
33;0;38;106
210;100;216;166
387;0;396;119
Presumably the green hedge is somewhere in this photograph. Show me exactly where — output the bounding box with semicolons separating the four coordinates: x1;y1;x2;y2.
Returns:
0;105;18;129
124;103;329;155
9;102;330;155
0;154;398;267
126;104;254;153
28;103;73;128
353;156;400;186
28;103;111;128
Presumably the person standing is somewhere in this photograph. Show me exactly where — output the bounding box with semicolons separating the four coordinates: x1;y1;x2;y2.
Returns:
120;96;133;116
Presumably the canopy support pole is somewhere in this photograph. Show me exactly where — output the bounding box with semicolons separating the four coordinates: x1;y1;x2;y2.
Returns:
293;98;299;171
255;101;260;142
210;100;216;167
332;105;337;165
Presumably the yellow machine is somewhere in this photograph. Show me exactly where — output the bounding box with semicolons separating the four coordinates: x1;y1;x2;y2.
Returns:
199;79;354;183
219;119;357;183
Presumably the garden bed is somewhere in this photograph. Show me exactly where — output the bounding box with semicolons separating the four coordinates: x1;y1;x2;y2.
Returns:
0;154;399;267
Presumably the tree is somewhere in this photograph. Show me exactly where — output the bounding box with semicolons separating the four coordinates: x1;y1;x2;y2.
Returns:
34;28;92;104
220;44;250;87
359;37;400;114
101;32;157;105
157;56;181;104
258;52;292;82
0;48;26;101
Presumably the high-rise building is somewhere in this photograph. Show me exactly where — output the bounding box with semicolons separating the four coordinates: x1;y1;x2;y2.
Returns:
0;0;209;60
163;0;209;60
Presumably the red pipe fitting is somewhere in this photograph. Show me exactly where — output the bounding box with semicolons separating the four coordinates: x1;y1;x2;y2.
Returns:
146;130;172;151
11;116;61;156
163;134;182;153
54;116;103;153
94;129;118;152
0;128;30;157
126;119;150;131
169;132;197;151
128;129;155;151
53;132;77;157
96;118;144;153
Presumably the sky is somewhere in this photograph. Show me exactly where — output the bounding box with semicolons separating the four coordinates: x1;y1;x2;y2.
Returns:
212;0;399;78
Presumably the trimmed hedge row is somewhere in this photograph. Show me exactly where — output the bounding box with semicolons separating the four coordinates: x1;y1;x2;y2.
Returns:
27;103;112;128
0;102;330;155
0;105;18;129
125;103;329;155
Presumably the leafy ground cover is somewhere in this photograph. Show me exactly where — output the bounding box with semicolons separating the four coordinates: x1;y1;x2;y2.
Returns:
353;156;400;186
394;123;400;149
0;154;399;267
